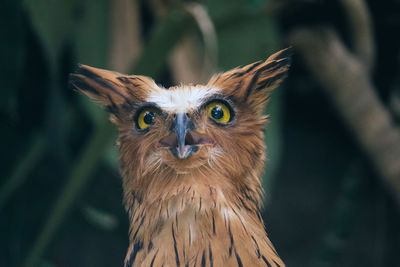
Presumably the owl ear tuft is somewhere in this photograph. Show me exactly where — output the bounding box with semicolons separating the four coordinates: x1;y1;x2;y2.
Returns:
69;64;155;115
208;47;292;111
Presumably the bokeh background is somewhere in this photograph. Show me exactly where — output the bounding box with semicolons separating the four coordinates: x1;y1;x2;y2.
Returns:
1;0;400;266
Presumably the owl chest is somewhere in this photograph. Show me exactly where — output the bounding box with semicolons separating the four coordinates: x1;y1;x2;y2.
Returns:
126;205;282;267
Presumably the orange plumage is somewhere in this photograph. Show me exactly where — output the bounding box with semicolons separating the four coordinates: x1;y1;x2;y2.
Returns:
70;48;291;267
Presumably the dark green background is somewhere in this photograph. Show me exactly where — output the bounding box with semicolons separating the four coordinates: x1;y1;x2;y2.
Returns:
1;0;399;266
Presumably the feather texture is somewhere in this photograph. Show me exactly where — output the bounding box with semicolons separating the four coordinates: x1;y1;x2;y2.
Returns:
70;48;292;267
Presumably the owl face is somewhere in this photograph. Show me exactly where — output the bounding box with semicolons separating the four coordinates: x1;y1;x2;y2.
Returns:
129;85;239;170
110;84;243;173
70;48;291;175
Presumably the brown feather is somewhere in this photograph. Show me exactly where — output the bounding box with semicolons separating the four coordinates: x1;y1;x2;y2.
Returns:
69;48;291;267
208;47;292;113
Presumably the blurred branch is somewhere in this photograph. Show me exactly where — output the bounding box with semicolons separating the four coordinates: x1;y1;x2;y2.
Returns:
108;0;142;72
186;2;218;81
23;7;196;267
169;2;218;84
169;34;205;84
339;0;375;72
132;8;196;76
0;133;45;211
289;27;400;205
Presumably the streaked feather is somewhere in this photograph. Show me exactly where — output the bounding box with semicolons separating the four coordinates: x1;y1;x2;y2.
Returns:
70;48;291;267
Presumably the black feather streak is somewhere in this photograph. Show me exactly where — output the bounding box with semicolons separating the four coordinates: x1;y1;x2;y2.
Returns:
126;241;143;267
238;197;253;212
105;94;120;115
228;221;234;256
132;215;146;240
235;251;243;267
201;250;206;267
73;66;133;105
148;241;153;251
150;250;158;267
209;244;214;267
230;60;263;78
255;72;287;92
251;235;261;258
212;215;216;235
261;255;272;267
243;59;287;102
172;224;180;266
69;74;101;96
273;260;281;267
199;197;202;211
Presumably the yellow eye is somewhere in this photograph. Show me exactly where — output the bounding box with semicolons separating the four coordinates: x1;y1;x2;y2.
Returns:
206;101;232;124
136;107;158;130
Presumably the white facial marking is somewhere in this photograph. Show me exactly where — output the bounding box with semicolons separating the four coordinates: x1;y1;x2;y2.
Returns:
146;86;219;113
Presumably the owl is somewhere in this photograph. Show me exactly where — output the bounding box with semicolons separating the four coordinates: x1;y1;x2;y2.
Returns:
69;48;291;267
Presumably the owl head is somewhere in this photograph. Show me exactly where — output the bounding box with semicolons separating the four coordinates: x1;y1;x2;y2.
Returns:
70;48;291;203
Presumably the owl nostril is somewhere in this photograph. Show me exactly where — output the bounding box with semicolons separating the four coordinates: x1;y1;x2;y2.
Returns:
185;132;195;146
157;133;178;148
186;131;215;146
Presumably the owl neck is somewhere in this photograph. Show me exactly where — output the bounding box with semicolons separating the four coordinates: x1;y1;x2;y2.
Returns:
123;175;284;267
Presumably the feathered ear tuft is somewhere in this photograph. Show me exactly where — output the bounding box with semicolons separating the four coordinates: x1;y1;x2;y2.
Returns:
69;64;156;115
207;47;292;112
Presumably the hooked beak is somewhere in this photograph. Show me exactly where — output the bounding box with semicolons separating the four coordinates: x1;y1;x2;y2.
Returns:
157;112;214;159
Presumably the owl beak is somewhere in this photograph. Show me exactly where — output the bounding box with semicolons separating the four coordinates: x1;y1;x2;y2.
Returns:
158;112;214;159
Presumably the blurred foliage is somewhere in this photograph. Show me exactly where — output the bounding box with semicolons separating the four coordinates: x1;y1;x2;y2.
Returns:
1;0;399;266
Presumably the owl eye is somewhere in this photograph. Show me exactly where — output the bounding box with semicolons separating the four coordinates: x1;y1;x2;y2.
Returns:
136;107;158;130
205;101;232;124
